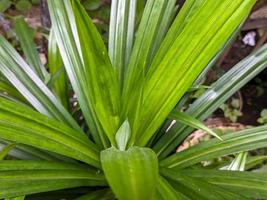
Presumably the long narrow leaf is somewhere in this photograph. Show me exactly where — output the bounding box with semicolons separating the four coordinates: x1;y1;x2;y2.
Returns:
0;98;100;168
137;0;256;146
0;140;60;161
169;112;222;140
0;143;16;160
156;176;183;200
109;0;137;86
160;125;267;170
48;0;121;147
74;189;114;200
180;169;267;199
14;17;49;82
72;0;121;146
0;161;106;199
48;28;69;109
161;168;249;199
0;36;81;131
47;0;102;147
152;22;242;146
5;196;25;200
0;80;26;103
225;152;248;171
152;0;205;68
145;0;177;68
154;43;267;158
245;155;267;170
122;0;175;144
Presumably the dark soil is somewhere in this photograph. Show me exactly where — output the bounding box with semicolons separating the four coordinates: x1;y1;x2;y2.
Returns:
216;0;267;126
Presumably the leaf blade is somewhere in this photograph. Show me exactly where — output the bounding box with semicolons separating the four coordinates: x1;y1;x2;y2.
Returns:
101;147;158;200
169;112;222;140
0;35;81;132
180;169;267;199
14;17;49;82
160;125;267;170
137;0;256;146
48;0;121;147
154;43;267;158
48;28;69;109
0;98;100;168
0;161;106;199
109;0;137;86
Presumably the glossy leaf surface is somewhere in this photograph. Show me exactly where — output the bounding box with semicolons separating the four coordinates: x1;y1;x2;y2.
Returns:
160;125;267;169
169;111;222;140
48;0;121;147
0;98;100;167
137;0;256;146
14;17;49;82
48;28;69;109
101;147;158;200
181;169;267;199
154;44;267;158
0;35;80;131
0;161;106;199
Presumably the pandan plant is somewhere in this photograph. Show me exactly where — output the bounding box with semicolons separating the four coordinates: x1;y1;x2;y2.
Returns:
1;0;267;199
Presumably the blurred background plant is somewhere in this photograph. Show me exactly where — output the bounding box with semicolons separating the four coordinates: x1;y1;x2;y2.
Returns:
0;0;40;13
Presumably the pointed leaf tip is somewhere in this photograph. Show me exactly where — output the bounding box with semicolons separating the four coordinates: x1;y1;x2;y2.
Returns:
115;119;131;151
169;112;223;141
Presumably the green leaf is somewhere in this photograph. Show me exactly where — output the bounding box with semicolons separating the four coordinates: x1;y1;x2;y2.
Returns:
146;0;177;66
180;169;267;199
0;140;60;161
0;81;27;103
115;120;131;151
5;196;25;200
0;0;11;12
217;154;267;171
109;0;137;86
135;0;145;25
122;0;175;145
152;0;205;65
160;125;267;170
82;0;101;10
231;98;240;109
156;176;183;200
161;168;249;199
72;0;121;145
0;161;106;199
154;21;242;144
0;35;81;132
48;28;69;109
169;111;222;140
31;0;39;5
74;189;114;200
0;98;100;168
48;0;121;147
136;0;256;146
14;17;49;82
101;147;158;200
15;0;32;12
154;43;267;159
0;143;16;160
225;152;248;171
245;155;267;170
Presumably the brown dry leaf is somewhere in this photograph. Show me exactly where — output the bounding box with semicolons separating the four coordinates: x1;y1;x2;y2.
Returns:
251;6;267;19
